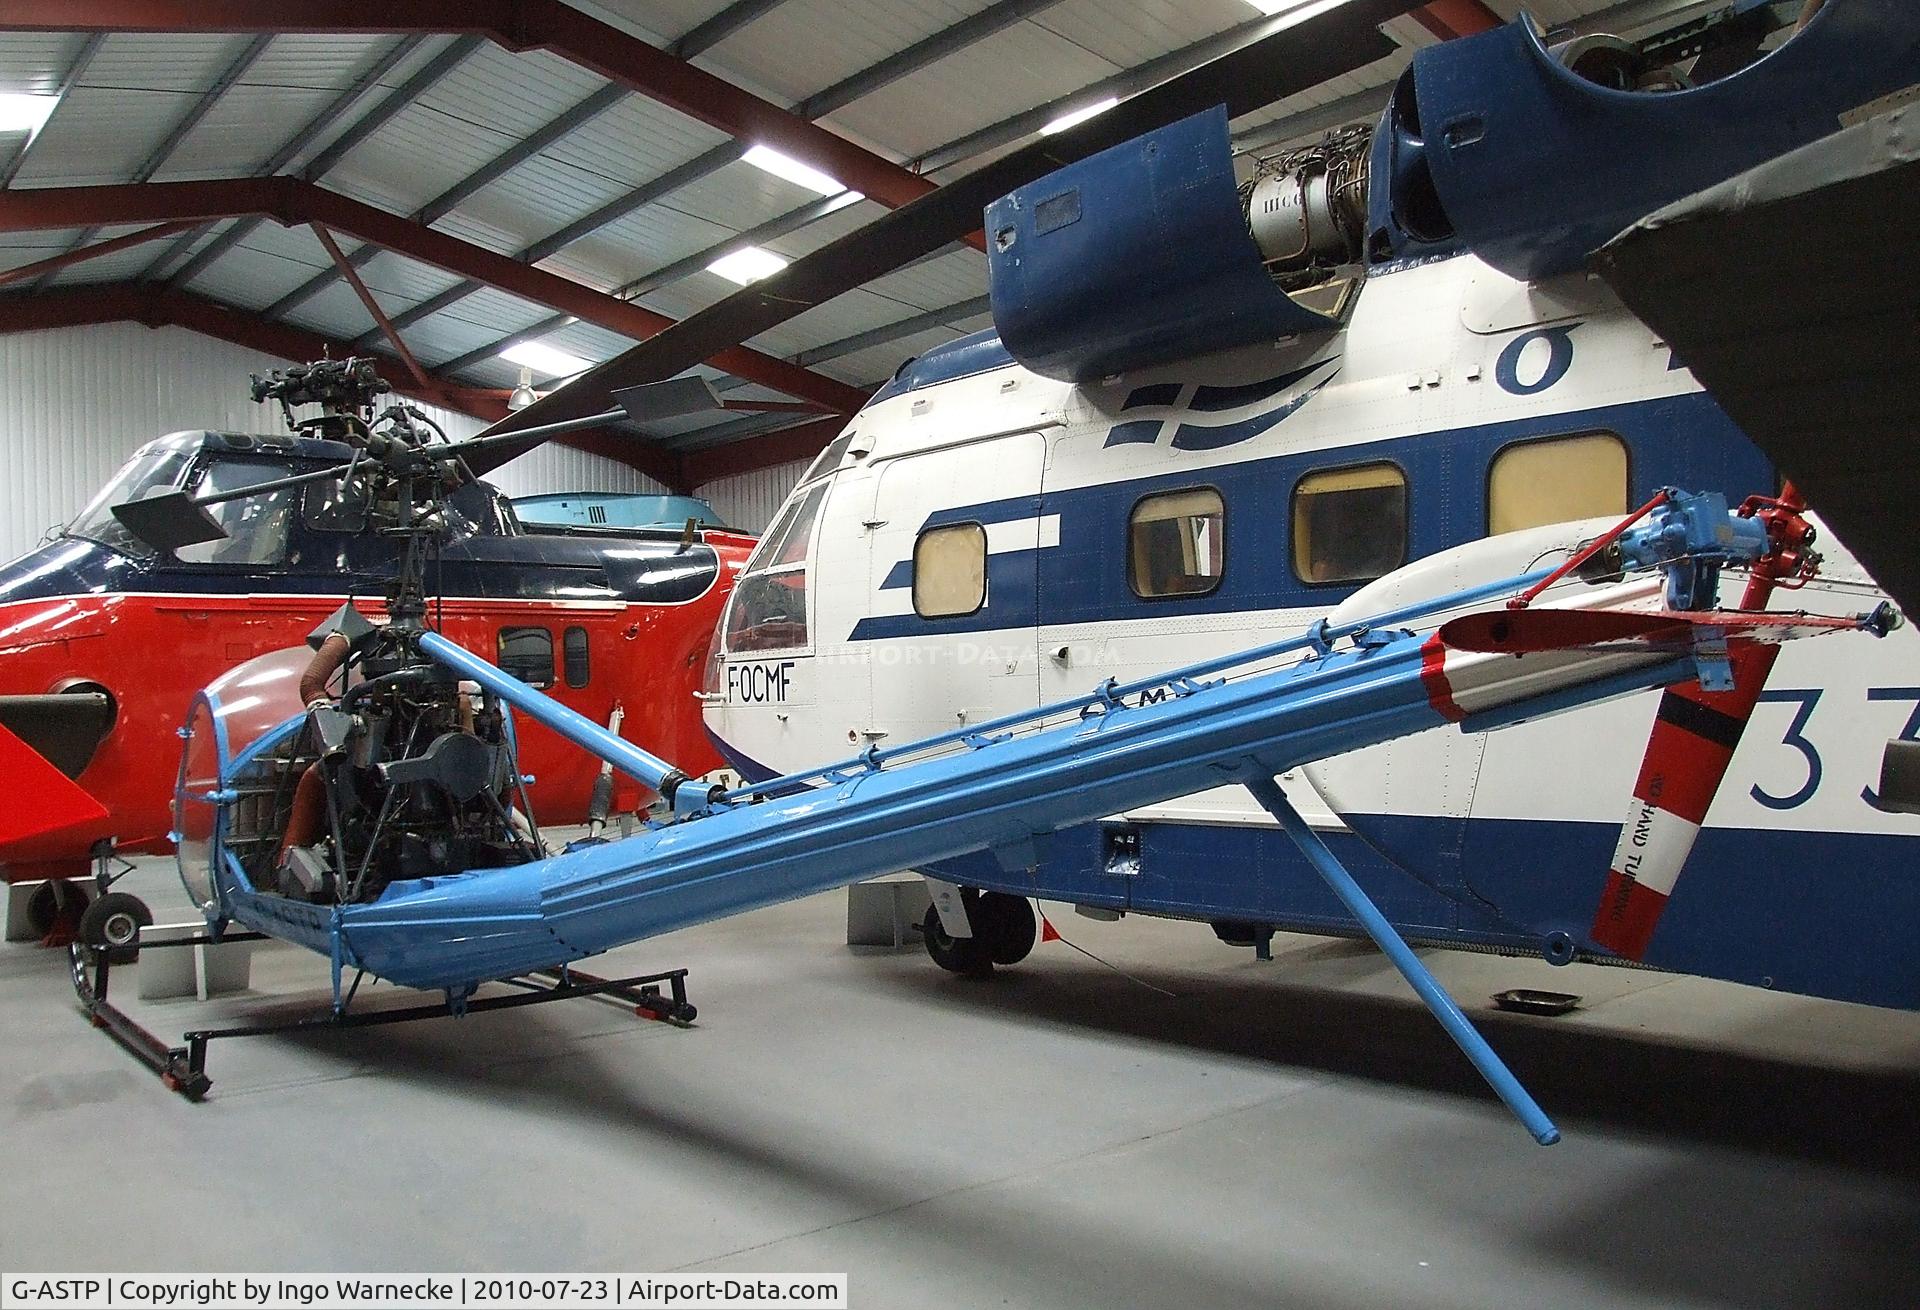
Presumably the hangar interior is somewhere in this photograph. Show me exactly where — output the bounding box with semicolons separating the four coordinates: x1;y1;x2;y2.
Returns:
2;0;1918;1305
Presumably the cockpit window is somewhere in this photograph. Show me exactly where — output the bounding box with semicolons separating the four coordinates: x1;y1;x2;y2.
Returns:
724;482;828;652
303;468;373;533
800;430;856;486
173;458;299;566
64;447;193;557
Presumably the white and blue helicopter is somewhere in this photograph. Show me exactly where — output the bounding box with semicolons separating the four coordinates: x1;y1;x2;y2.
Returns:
686;0;1920;1012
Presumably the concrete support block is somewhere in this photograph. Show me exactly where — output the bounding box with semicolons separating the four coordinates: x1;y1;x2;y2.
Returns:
5;881;45;942
137;922;253;1000
846;874;932;949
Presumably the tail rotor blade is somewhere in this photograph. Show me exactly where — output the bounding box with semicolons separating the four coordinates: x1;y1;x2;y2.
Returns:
1590;643;1779;958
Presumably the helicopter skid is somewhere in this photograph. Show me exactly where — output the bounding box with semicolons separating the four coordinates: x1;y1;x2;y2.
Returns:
68;934;694;1101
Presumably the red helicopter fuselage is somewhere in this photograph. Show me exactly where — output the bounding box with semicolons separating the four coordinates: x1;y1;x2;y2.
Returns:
0;430;751;884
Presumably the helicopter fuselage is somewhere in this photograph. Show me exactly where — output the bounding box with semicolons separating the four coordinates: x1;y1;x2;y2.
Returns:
0;429;749;881
701;251;1920;1010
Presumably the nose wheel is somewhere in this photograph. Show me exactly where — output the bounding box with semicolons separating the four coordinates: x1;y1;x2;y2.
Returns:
79;892;153;964
921;890;1037;975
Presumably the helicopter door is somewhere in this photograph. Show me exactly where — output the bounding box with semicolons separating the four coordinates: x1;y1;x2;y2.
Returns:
860;432;1045;747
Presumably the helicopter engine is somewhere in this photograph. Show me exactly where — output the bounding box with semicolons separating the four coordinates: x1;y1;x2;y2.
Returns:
268;632;538;904
1239;125;1372;292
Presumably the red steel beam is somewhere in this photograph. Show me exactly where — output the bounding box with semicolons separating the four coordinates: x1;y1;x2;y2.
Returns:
1;1;937;213
0;177;869;415
0;220;195;289
1409;0;1503;40
680;415;847;490
0;283;691;489
310;220;436;395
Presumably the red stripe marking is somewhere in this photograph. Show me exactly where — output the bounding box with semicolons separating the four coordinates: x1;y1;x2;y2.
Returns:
1629;645;1779;822
1590;870;1669;960
1632;705;1733;822
1420;633;1467;722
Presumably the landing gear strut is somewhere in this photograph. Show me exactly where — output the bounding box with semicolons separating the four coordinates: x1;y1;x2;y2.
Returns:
921;889;1037;975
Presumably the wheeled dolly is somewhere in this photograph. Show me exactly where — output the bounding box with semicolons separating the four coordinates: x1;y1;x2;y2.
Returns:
69;930;695;1101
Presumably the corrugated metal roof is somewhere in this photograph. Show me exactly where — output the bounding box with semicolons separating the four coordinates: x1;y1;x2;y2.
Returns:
0;0;1689;469
703;0;995;108
0;32;78;93
820;19;1121;162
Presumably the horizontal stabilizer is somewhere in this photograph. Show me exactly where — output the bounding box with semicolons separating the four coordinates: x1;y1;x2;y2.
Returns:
0;720;112;866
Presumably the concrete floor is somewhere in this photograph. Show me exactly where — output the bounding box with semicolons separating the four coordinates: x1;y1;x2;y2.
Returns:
4;856;1919;1309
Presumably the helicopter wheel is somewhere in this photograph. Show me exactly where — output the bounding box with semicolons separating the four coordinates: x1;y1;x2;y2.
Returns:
27;880;92;946
973;892;1037;966
79;892;153;964
921;902;994;977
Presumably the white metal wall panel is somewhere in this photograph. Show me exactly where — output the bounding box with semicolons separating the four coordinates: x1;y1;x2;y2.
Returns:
698;458;810;533
0;324;660;561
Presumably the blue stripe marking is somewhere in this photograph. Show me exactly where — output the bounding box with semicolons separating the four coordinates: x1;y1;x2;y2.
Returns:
930;813;1920;1011
850;391;1771;640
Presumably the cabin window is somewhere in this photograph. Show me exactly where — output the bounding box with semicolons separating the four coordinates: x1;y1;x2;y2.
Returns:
1130;487;1226;599
1487;433;1629;536
725;482;827;652
1292;462;1407;584
497;626;555;688
173;459;298;566
563;626;590;688
913;522;987;617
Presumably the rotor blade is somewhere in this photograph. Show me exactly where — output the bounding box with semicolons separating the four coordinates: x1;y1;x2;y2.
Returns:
1589;643;1779;961
463;0;1421;473
110;488;229;552
110;460;361;552
612;376;722;422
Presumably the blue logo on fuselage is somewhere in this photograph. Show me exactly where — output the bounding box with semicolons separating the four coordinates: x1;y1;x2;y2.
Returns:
1102;357;1342;450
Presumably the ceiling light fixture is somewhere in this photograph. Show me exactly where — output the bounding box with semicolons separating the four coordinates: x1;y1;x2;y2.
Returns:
507;365;538;411
500;339;592;379
707;246;790;285
1243;0;1351;19
0;92;60;142
742;144;856;198
1041;96;1119;136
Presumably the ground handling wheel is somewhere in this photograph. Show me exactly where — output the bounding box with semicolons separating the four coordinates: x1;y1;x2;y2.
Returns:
973;891;1037;965
921;900;994;976
79;892;152;964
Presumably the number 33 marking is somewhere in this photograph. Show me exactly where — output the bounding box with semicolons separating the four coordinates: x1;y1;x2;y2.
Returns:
1748;687;1920;811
